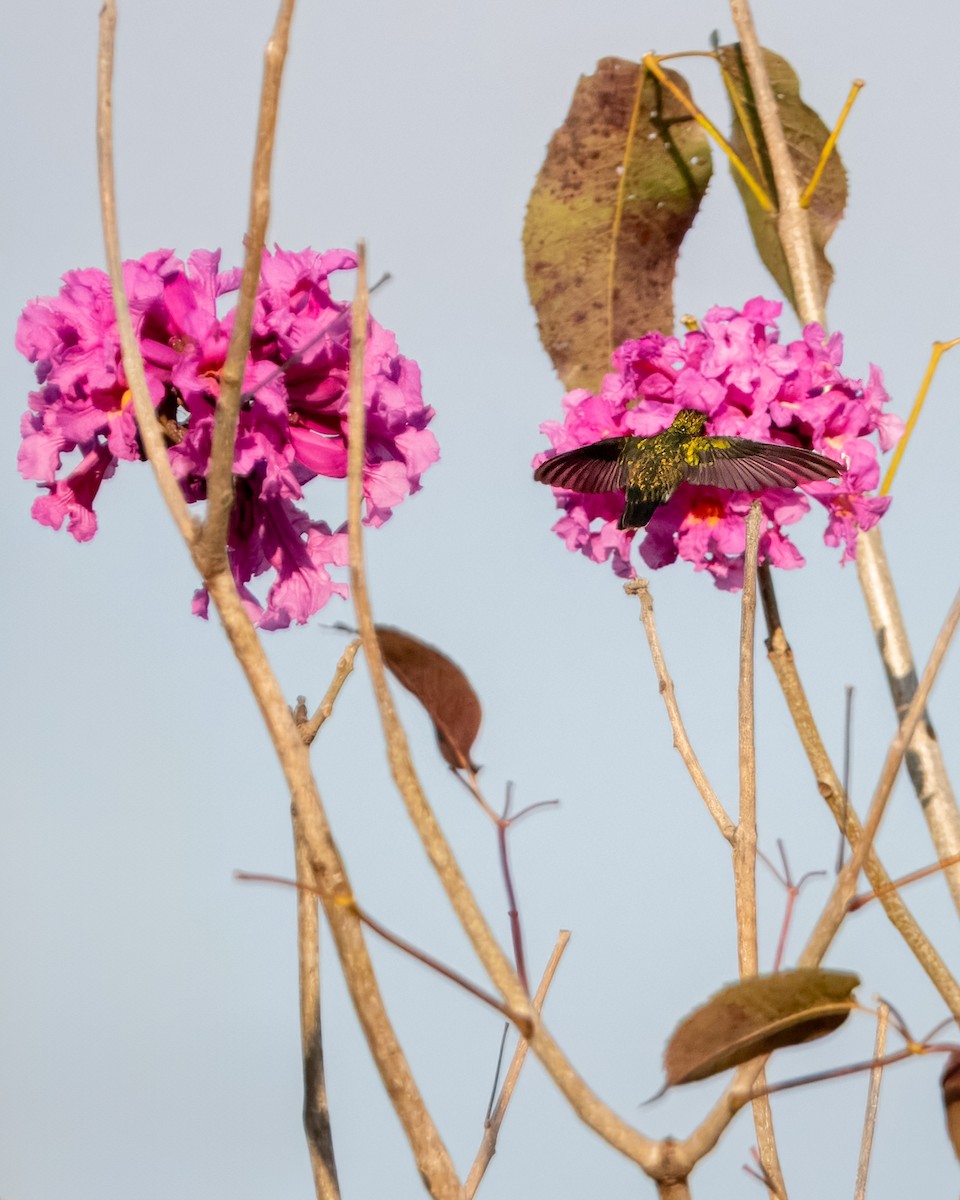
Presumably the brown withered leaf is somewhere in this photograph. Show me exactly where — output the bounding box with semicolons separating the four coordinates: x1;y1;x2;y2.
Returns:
376;626;482;771
716;44;847;313
523;57;712;393
941;1052;960;1162
663;968;860;1087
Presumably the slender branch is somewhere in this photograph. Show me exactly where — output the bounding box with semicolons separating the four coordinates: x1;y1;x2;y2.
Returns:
728;0;826;325
197;0;295;574
855;529;960;914
758;568;960;1014
465;932;572;1198
800;587;960;972
98;17;459;1192
205;575;462;1199
96;2;197;547
293;825;340;1200
853;1004;889;1200
729;0;960;915
627;580;736;842
345;248;669;1173
299;640;361;746
734;505;785;1198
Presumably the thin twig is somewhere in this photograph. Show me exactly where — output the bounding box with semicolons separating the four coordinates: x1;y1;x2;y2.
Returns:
96;2;197;547
345;251;666;1173
97;15;460;1194
758;566;960;1013
197;0;295;574
299;640;361;746
465;932;572;1198
627;580;735;842
854;1003;889;1200
734;505;786;1198
856;528;960;915
293;826;340;1200
800;588;960;970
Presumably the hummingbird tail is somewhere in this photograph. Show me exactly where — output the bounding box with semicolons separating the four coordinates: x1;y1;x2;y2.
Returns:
619;497;659;530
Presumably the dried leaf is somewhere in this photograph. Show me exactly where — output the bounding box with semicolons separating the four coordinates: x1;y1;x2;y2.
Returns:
664;968;859;1086
941;1051;960;1162
523;57;712;393
376;626;482;771
717;43;847;313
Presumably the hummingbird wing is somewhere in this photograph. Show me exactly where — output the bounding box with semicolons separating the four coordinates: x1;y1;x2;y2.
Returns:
533;437;626;493
683;438;843;492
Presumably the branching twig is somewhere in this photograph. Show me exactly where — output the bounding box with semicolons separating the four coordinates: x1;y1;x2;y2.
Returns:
758;567;960;1014
299;640;361;746
465;931;572;1198
627;580;736;842
345;250;671;1174
97;14;461;1196
800;587;960;972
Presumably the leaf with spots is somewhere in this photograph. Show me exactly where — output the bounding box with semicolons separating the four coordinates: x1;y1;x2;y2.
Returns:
376;626;482;772
663;968;860;1087
523;57;712;393
717;43;848;314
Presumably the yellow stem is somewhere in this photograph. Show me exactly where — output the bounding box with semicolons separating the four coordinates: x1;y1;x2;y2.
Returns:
881;337;960;495
641;53;774;213
799;79;864;209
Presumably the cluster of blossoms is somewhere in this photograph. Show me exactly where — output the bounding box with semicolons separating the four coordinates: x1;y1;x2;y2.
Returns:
534;298;903;591
17;247;438;627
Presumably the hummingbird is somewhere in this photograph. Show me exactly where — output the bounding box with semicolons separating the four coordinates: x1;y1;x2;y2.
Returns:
534;408;844;530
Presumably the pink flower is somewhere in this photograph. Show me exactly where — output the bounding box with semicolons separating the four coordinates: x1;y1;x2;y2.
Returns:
17;247;437;626
535;299;902;590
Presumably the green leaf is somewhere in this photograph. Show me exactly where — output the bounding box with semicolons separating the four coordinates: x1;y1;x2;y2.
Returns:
523;57;712;393
663;968;859;1086
376;626;482;772
717;44;848;313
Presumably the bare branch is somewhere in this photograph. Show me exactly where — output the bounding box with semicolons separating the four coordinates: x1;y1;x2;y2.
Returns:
800;587;960;976
627;580;736;842
759;566;960;1012
293;828;340;1200
856;529;960;914
728;0;826;325
345;247;666;1171
734;504;785;1197
96;2;197;546
198;0;296;573
465;931;572;1198
299;640;362;746
854;1004;889;1200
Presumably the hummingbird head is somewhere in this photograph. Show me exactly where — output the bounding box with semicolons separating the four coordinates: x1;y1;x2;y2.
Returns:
672;408;708;435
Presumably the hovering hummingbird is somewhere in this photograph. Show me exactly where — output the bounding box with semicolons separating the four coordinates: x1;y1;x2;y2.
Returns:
534;408;844;530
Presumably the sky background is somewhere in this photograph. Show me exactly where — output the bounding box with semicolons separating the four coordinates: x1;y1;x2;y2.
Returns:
2;1;959;1197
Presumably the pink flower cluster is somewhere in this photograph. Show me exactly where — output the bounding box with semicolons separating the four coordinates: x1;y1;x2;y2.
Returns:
534;298;902;591
17;247;438;627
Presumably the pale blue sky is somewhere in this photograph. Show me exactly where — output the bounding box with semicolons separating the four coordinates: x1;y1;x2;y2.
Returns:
3;2;959;1197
